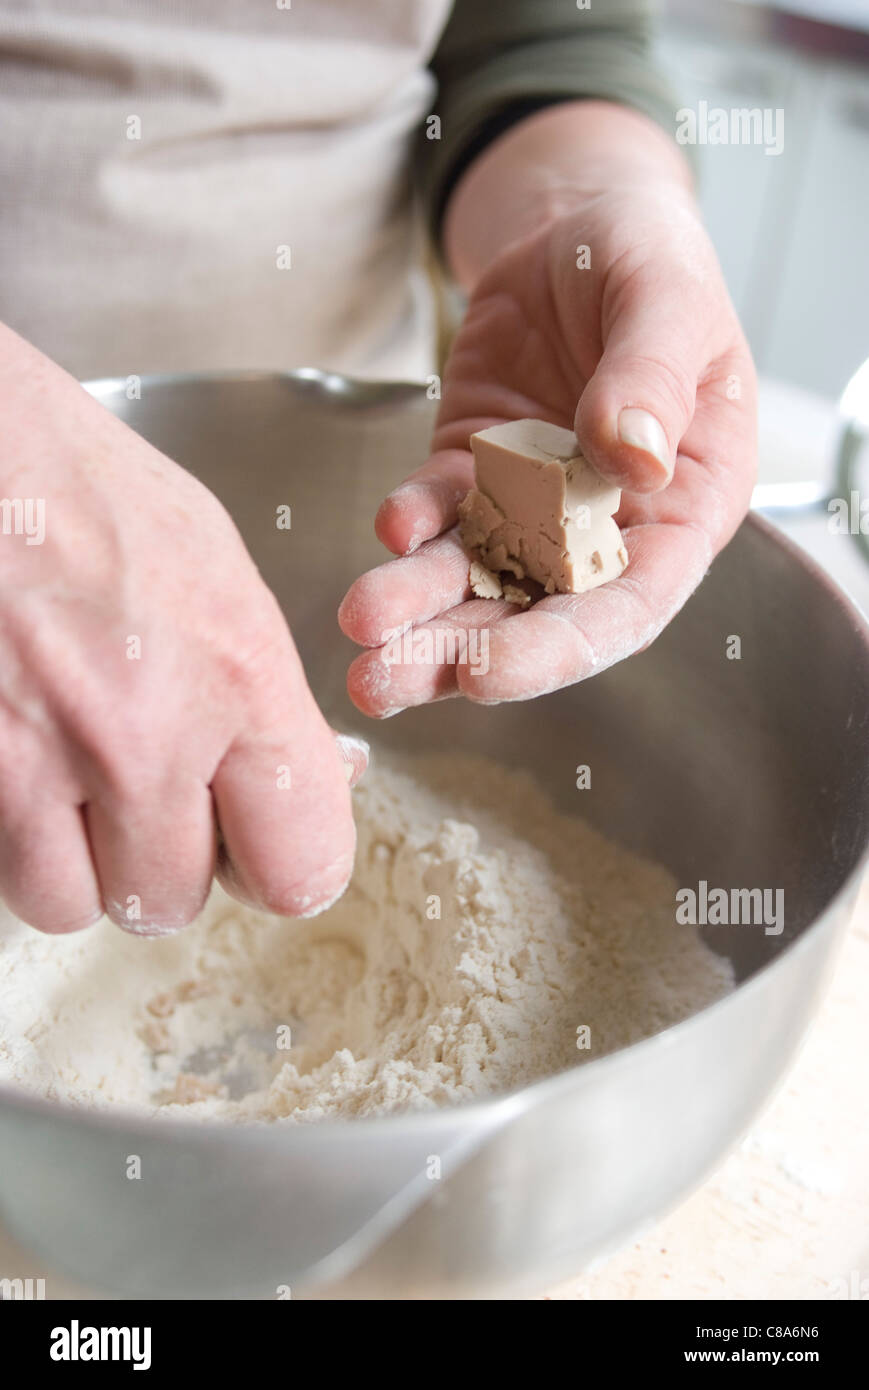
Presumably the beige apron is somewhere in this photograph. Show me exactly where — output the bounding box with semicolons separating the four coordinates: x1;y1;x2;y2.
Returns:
0;0;452;380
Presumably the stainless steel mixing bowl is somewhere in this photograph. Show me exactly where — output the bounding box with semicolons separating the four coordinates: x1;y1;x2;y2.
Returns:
1;371;867;1300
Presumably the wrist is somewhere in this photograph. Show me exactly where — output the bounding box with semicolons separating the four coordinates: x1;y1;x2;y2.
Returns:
444;100;695;290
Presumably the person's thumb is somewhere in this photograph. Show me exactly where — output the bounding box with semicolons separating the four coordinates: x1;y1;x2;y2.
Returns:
574;267;710;493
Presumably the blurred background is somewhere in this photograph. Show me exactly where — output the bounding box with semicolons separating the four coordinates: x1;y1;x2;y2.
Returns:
658;0;869;613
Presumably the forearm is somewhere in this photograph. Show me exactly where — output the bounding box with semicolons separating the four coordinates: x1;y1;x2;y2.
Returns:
443;99;694;291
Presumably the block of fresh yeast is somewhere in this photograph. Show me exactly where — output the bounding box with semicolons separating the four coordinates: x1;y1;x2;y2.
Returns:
458;418;628;596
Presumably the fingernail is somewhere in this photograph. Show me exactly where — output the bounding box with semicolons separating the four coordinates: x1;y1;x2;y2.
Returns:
294;852;355;918
379;483;431;555
109;900;202;936
335;733;370;784
116;918;185;938
617;408;672;480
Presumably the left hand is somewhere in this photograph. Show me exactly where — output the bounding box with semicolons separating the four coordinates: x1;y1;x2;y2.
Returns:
339;186;757;714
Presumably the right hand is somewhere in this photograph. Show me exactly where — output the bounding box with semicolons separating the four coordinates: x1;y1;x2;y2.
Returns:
0;326;363;935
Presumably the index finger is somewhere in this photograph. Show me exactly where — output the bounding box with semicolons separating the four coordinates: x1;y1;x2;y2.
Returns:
374;448;474;557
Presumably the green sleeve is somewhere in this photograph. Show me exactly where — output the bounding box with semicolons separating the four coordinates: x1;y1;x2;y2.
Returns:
418;0;686;246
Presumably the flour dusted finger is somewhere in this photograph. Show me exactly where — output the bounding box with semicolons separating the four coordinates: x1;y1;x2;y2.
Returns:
212;690;355;919
0;799;101;935
346;599;516;717
86;781;216;936
338;529;473;648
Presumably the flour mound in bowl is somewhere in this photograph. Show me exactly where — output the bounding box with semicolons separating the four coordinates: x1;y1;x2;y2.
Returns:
0;753;733;1121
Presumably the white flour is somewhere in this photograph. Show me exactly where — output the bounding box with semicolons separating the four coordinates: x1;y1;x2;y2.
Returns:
0;752;733;1121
